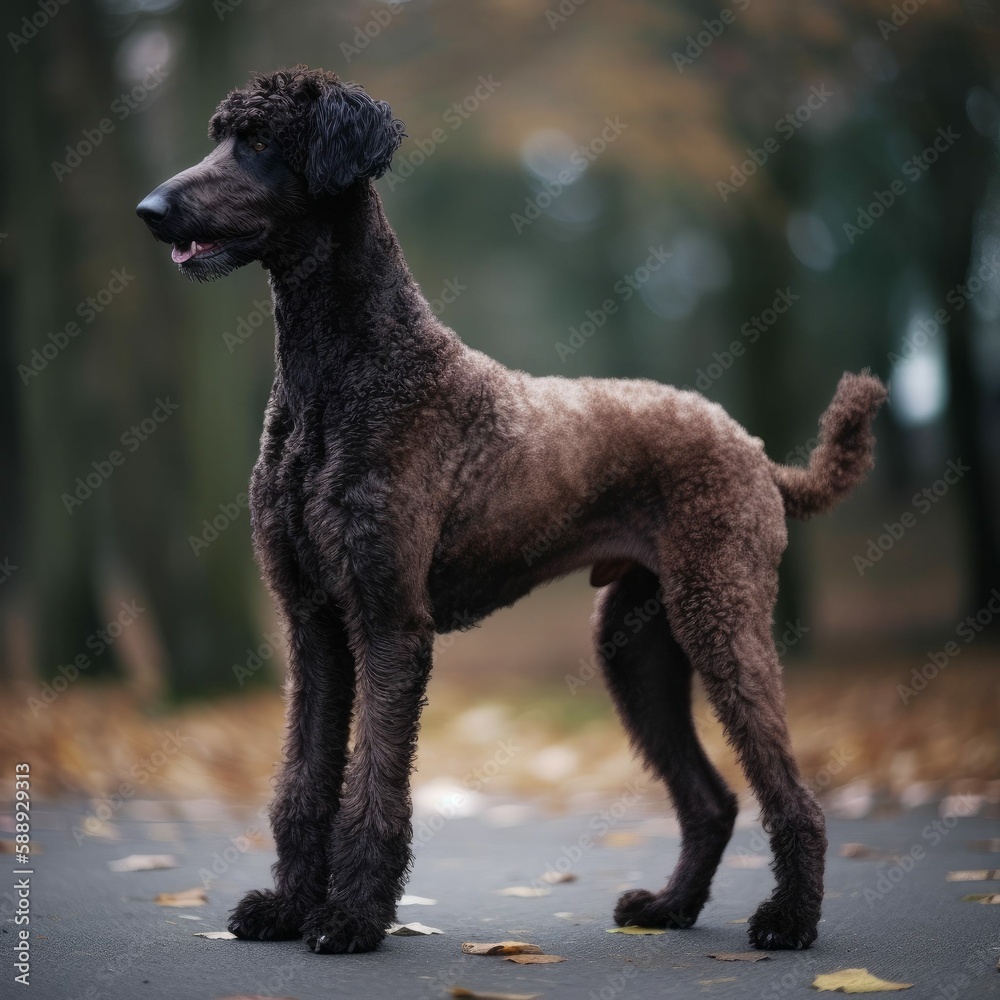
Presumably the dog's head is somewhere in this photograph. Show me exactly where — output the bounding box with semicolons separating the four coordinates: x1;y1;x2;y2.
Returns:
136;66;405;281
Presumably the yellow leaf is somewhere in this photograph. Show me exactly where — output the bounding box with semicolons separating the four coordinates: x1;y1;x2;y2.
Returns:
155;887;207;907
504;954;566;964
812;968;913;993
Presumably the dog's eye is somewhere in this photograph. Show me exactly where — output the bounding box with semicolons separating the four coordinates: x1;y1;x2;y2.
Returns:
251;138;268;152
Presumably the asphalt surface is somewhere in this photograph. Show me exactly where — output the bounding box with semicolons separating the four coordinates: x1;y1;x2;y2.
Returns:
2;798;998;1000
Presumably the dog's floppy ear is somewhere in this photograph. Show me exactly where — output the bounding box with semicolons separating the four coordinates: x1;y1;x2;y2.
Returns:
305;84;405;196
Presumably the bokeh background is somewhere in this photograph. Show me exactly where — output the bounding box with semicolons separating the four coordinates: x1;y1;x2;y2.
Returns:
1;0;998;823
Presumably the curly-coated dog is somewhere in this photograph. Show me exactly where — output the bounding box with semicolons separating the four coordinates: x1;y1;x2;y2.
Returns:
137;66;887;955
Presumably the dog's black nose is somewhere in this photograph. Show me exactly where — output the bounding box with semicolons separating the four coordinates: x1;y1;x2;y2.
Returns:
136;189;170;224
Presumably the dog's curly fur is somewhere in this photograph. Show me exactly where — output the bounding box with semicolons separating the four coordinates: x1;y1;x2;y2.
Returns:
137;66;887;956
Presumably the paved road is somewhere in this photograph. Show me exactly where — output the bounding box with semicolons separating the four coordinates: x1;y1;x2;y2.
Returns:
2;798;998;999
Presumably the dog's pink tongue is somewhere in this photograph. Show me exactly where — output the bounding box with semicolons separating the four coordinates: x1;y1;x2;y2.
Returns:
172;242;196;264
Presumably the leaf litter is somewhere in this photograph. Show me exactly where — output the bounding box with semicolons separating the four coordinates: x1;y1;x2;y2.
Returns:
811;968;913;993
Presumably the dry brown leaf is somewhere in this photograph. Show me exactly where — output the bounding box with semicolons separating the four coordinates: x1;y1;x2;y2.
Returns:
155;887;207;907
839;843;881;859
194;931;237;940
461;941;543;956
538;871;578;884
708;951;770;962
108;854;179;872
450;990;539;1000
967;839;1000;852
606;926;665;935
494;886;551;898
0;840;43;854
945;868;1000;882
961;893;1000;904
812;968;913;992
946;870;1000;881
725;854;768;869
728;917;749;924
504;954;566;964
387;922;443;935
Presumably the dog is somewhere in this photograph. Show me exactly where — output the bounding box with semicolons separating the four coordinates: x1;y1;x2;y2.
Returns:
136;66;887;954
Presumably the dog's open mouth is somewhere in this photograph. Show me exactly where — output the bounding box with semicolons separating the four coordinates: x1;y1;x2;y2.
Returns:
171;240;225;264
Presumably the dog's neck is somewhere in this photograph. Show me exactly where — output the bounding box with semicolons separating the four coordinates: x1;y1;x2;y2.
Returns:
264;182;441;402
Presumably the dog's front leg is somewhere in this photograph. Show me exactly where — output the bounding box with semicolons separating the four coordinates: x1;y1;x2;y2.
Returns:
301;617;433;954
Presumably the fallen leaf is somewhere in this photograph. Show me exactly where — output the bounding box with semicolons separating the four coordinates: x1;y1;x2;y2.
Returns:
960;893;1000;904
177;915;202;921
155;887;207;907
109;854;179;872
449;990;539;1000
388;922;443;935
728;918;749;924
0;840;44;854
811;968;913;992
726;854;768;869
538;871;578;884
194;931;237;940
698;978;737;985
708;951;770;962
494;887;551;898
839;843;879;859
600;831;644;848
399;894;437;906
606;926;665;935
967;839;1000;852
946;870;1000;881
462;941;542;955
504;954;566;964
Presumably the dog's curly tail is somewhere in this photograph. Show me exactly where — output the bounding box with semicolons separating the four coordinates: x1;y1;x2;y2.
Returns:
770;370;888;520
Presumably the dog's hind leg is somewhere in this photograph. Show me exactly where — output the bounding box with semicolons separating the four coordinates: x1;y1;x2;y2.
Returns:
596;567;739;930
229;589;355;941
664;542;826;950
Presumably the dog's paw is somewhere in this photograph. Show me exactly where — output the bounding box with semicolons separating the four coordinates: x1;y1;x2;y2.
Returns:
301;904;386;954
228;888;304;940
613;888;701;930
747;897;819;950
